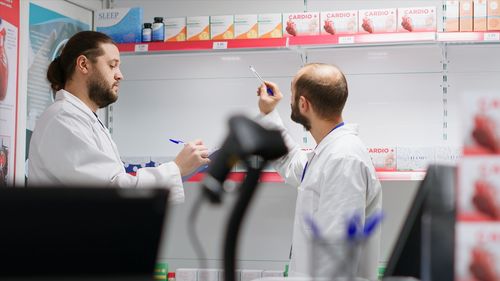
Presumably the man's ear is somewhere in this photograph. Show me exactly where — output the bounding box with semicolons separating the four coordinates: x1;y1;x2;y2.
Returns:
299;96;310;114
75;55;90;74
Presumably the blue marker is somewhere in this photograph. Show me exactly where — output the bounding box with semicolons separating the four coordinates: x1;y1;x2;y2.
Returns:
169;138;185;144
249;65;274;96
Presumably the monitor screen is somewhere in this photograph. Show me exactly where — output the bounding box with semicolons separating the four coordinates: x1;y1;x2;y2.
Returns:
384;164;456;280
0;187;169;279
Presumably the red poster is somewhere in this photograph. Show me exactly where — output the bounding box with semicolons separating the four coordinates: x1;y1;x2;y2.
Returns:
0;0;20;187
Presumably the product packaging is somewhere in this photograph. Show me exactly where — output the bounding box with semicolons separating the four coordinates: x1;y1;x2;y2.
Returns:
358;8;397;34
282;12;320;37
397;7;437;32
187;16;210;41
320;10;358;35
396;146;435;171
488;0;500;30
461;92;500;155
445;1;460;32
460;0;474;31
258;14;283;38
165;17;186;41
455;222;500;281
367;147;397;171
210;15;234;40
95;7;143;43
234;14;258;39
474;0;488;31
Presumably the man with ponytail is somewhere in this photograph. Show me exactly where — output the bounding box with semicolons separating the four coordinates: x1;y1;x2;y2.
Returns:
28;31;210;203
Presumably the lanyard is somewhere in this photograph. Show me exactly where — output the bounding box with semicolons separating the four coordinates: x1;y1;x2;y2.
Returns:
300;122;344;183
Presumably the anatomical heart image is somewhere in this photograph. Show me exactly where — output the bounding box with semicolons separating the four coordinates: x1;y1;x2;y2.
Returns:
0;20;8;101
461;93;500;155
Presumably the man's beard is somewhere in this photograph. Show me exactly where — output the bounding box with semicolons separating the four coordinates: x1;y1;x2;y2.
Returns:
291;103;311;131
87;70;118;108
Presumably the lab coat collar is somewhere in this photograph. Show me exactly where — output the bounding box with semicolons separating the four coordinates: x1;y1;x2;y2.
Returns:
55;89;102;127
313;123;359;156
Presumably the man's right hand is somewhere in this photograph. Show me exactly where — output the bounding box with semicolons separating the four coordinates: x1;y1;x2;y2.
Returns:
257;81;282;115
174;140;210;176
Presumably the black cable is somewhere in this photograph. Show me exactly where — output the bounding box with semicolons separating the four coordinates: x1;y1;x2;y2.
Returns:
187;191;208;269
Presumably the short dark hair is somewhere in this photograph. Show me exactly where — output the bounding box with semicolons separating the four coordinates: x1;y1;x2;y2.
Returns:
46;31;115;94
293;63;348;119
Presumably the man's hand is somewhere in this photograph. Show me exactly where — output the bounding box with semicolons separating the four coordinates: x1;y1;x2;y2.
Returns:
257;81;282;115
174;140;210;176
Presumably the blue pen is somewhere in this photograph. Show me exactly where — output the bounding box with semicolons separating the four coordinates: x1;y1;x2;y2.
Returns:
169;138;185;144
249;65;274;96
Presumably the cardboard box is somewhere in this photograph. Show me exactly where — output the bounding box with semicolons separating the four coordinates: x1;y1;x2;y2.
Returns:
474;0;488;31
461;92;500;154
95;7;143;43
460;0;474;31
282;12;320;37
358;8;397;33
488;0;500;30
258;14;282;38
234;14;258;39
210;15;234;40
165;17;186;41
455;223;500;280
397;7;437;32
320;10;358;35
367;147;397;171
187;16;210;41
446;1;460;31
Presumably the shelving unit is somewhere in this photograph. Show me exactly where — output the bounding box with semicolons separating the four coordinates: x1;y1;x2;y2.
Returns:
117;31;500;54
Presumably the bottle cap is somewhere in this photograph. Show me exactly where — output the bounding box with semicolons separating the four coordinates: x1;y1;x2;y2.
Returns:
154;17;164;22
144;23;152;28
168;272;176;278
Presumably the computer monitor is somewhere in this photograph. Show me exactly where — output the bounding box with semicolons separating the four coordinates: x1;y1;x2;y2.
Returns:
0;187;169;280
384;164;456;281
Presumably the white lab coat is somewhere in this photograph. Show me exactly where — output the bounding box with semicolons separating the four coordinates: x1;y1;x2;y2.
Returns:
259;110;382;280
28;90;185;203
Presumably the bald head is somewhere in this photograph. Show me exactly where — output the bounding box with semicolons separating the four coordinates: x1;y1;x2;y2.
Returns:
292;63;348;120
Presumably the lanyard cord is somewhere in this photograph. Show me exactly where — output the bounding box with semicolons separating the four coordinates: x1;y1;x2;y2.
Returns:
300;122;344;183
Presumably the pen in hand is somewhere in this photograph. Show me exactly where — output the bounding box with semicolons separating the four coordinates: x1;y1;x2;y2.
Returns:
249;65;274;96
169;138;185;144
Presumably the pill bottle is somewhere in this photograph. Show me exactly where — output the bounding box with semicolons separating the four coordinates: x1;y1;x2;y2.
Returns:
142;23;152;42
152;17;165;41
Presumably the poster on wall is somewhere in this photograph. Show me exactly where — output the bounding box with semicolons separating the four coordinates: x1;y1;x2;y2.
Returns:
26;1;91;178
0;0;19;187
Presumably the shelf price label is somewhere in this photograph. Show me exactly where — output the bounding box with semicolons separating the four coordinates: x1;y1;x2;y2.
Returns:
338;36;355;44
483;32;500;41
213;41;228;49
134;44;149;52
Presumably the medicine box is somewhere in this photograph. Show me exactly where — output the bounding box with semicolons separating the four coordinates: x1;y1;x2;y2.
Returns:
165;17;186;41
95;7;143;43
320;10;358;35
258;14;282;38
474;0;488;31
397;7;437;32
445;1;460;32
358;8;397;34
460;0;474;31
234;14;258;39
210;15;234;40
187;16;210;41
282;12;320;37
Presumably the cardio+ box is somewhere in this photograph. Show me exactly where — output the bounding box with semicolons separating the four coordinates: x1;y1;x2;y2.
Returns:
397;7;437;32
358;8;397;34
320;10;358;35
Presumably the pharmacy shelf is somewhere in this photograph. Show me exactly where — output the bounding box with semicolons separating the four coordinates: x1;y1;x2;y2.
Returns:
183;171;426;183
117;31;500;55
